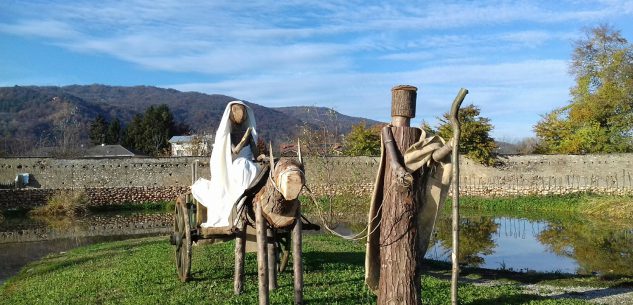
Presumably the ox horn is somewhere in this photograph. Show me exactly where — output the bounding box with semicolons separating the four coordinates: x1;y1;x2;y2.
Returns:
297;139;303;165
269;142;275;170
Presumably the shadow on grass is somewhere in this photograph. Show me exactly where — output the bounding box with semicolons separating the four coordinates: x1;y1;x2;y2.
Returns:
467;293;553;305
303;251;364;271
423;259;633;291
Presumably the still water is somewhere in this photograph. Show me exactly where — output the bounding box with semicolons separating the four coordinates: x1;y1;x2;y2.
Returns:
426;211;633;276
0;212;172;283
1;209;632;284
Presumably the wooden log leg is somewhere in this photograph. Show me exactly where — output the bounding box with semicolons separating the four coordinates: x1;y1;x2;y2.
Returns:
256;203;270;305
293;209;303;305
267;227;278;290
234;218;246;295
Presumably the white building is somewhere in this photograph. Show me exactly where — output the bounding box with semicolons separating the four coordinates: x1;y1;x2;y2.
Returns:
168;135;213;156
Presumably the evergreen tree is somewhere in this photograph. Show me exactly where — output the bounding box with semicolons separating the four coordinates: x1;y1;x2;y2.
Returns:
123;105;181;156
89;114;107;145
105;118;122;144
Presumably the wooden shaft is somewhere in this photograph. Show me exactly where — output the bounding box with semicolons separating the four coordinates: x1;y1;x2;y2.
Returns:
232;127;252;155
377;126;422;305
234;218;246;295
450;88;468;305
267;228;278;290
382;127;413;188
256;203;270;305
293;208;303;305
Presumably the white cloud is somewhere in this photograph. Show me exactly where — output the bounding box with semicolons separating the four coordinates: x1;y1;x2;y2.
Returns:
166;58;573;138
1;0;631;139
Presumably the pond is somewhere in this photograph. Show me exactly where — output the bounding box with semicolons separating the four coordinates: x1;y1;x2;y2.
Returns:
426;210;633;276
0;211;172;284
1;208;632;284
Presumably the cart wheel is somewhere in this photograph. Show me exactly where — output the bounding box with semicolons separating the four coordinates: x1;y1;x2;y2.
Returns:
174;195;192;282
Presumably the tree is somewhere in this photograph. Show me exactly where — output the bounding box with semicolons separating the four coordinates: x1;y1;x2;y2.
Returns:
535;25;633;154
89;114;108;145
343;121;381;156
105;118;122;145
430;104;497;166
123;105;184;156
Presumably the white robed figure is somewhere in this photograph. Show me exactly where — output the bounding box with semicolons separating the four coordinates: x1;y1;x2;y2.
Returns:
191;101;260;228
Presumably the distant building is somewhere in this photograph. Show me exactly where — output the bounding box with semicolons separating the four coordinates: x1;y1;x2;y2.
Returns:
169;135;213;157
83;144;145;158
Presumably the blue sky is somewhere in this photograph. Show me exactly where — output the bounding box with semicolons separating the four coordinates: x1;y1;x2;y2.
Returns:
1;1;633;140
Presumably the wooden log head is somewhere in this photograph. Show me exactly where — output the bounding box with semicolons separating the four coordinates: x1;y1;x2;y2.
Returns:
230;103;247;124
256;157;305;228
391;85;417;127
275;158;305;201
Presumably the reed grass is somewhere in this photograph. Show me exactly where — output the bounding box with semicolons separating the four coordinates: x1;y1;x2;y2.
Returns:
29;189;89;218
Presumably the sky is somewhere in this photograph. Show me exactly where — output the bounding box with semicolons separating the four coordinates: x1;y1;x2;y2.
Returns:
1;1;633;140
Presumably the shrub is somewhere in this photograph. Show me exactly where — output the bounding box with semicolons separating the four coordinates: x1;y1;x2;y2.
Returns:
30;189;89;217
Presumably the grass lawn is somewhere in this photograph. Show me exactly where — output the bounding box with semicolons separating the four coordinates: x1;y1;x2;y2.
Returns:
1;235;592;305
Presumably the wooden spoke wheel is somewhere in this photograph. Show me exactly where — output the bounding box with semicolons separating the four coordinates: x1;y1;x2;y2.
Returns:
174;195;192;282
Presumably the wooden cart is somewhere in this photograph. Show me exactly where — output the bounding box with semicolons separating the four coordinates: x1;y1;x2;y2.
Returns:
170;156;318;305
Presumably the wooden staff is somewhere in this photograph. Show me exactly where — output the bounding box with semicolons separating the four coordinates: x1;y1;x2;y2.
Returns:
267;227;278;290
450;88;468;305
293;207;303;305
256;201;269;305
234;217;246;295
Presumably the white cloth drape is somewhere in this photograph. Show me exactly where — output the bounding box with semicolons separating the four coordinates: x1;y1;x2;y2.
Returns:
191;101;260;228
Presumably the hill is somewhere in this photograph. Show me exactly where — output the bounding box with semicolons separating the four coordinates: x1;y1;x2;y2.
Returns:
274;106;383;135
0;85;381;156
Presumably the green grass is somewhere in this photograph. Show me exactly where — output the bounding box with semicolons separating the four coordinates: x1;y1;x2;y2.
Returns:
454;193;633;219
300;192;633;222
1;235;593;305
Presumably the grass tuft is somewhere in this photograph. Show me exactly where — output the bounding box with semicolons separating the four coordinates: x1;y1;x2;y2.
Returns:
582;195;633;219
29;189;89;218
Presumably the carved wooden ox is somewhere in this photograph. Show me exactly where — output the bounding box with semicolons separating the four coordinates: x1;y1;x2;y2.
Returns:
235;149;306;305
173;145;307;305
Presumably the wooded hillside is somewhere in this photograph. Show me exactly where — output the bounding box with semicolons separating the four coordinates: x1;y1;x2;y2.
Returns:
0;85;381;156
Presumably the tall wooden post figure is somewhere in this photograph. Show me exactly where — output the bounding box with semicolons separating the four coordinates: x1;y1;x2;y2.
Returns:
365;85;467;305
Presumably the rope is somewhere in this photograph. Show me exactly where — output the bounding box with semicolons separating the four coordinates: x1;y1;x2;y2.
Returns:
302;184;383;241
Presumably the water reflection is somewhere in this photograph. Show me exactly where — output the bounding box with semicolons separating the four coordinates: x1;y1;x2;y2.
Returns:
426;211;633;276
432;216;498;266
0;212;172;283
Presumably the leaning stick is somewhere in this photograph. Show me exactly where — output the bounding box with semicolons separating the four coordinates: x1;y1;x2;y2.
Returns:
450;88;468;305
256;201;270;305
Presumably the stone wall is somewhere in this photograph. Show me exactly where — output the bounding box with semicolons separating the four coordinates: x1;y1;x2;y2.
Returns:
0;186;189;210
301;154;633;197
0;157;210;189
0;154;632;210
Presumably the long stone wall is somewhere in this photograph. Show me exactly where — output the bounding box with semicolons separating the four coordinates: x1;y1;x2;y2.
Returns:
303;154;633;197
0;157;210;188
0;154;632;210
